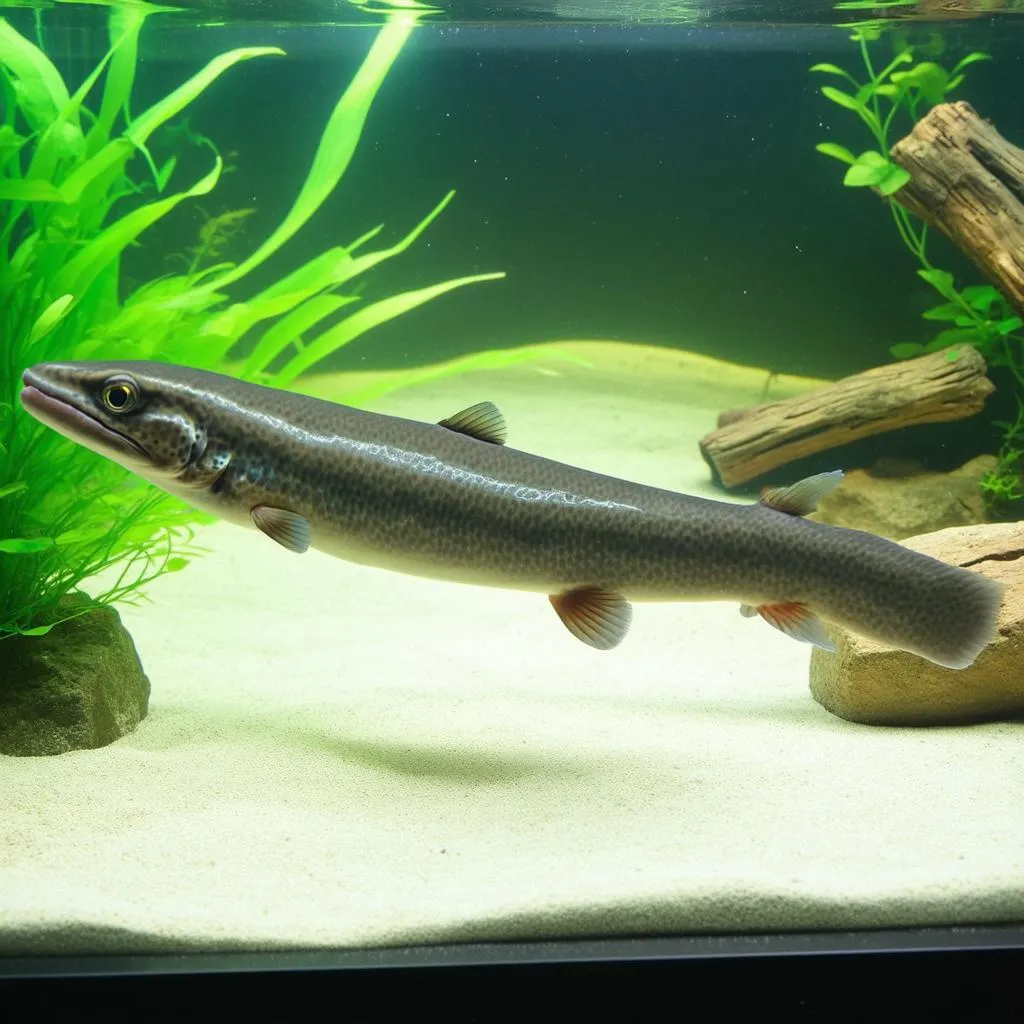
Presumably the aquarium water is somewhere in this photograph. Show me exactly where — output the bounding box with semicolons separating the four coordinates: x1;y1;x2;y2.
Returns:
0;0;1022;957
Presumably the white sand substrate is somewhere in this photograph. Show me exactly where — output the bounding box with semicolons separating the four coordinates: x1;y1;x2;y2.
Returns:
2;342;1022;955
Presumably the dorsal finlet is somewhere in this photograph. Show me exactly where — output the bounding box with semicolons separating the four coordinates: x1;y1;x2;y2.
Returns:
759;470;844;517
438;401;507;445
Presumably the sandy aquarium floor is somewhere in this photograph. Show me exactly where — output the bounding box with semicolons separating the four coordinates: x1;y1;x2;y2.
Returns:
2;341;1023;955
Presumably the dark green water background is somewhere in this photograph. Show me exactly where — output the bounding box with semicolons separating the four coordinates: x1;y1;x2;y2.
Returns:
9;2;1024;384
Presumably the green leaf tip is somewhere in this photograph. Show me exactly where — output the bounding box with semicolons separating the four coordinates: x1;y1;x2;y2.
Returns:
814;142;856;165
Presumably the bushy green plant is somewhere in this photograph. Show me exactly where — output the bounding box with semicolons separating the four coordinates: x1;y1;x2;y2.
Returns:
811;17;1024;511
979;401;1024;517
0;3;527;639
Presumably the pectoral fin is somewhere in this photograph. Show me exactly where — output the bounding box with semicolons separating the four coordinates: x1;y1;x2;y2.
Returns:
745;601;836;652
549;586;632;650
251;505;312;554
439;401;507;445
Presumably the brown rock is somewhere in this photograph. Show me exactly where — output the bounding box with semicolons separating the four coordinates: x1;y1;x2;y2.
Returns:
809;522;1024;725
812;454;996;540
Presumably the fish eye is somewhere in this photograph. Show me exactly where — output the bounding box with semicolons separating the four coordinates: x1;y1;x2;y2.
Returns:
101;378;139;414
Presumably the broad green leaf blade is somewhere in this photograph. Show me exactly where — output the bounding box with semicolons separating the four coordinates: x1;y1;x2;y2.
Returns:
907;62;949;105
876;163;910;195
917;267;956;298
820;85;862;112
242;293;357;377
126;46;285;148
200;17;415;295
51;156;223;300
53;46;280;210
274;272;505;385
54;526;115;545
25;39;119;183
843;151;890;187
814;142;856;164
928;327;985;347
0;481;28;500
48;136;135;207
921;302;962;322
319;191;457;291
233;247;356;305
0;18;70;132
997;317;1023;336
951;52;991;76
0;537;55;553
26;292;74;344
0;178;65;201
809;63;851;77
15;624;54;637
87;7;147;156
961;284;998;311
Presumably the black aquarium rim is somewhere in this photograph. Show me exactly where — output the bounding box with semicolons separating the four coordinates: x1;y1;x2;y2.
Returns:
3;926;1023;1017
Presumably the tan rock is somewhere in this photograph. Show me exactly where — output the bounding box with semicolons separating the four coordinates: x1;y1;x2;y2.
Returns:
811;454;996;541
809;521;1024;725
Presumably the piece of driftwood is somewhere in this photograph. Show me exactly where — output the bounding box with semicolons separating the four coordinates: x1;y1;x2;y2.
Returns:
699;346;993;488
890;101;1024;317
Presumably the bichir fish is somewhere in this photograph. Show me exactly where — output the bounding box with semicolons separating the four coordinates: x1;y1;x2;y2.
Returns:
20;361;1003;669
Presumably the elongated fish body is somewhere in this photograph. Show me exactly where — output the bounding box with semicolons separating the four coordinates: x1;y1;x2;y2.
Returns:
20;360;1003;669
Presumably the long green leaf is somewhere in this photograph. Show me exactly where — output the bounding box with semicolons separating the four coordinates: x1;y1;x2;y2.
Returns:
51;156;223;300
0;17;69;132
0;537;54;553
24;37;121;183
0;482;28;501
202;16;415;294
329;190;457;288
26;292;74;344
274;272;505;385
815;141;856;164
820;85;863;111
0;178;64;200
53;46;281;210
87;7;147;156
125;45;284;148
242;294;359;376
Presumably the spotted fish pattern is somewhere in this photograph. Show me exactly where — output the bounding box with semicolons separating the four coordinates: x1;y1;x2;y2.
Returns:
20;360;1003;669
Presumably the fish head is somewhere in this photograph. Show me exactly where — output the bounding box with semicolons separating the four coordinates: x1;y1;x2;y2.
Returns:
20;361;209;485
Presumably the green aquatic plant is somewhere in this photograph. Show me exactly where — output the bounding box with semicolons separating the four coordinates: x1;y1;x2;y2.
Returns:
811;18;1024;510
166;205;257;278
810;22;1024;372
0;4;512;639
978;402;1024;518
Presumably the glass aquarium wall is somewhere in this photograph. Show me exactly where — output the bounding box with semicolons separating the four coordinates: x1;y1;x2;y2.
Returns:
1;0;1022;960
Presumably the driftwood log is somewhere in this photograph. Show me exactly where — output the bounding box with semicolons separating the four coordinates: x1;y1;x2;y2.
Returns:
699;346;993;488
890;100;1024;318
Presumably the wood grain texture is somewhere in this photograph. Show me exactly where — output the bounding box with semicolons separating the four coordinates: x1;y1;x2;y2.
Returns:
890;100;1024;317
699;346;993;487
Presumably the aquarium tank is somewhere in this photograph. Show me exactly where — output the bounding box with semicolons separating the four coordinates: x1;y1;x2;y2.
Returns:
0;0;1021;987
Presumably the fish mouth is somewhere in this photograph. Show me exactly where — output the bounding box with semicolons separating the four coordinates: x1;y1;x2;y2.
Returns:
20;375;148;464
